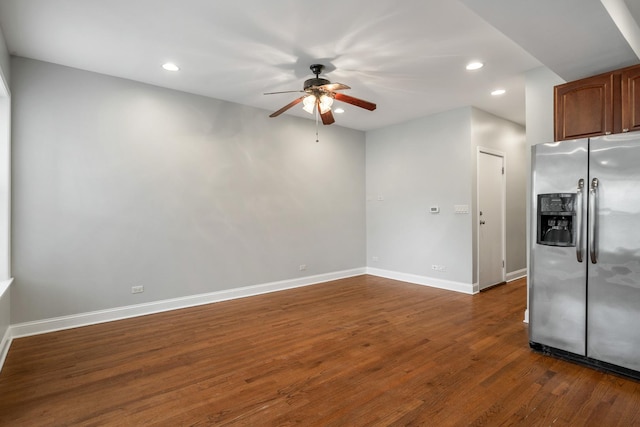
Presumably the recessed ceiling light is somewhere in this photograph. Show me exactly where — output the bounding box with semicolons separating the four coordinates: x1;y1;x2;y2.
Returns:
491;89;506;96
162;62;180;71
466;62;484;71
334;108;345;114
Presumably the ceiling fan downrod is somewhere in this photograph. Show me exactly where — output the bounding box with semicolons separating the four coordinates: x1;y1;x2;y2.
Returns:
304;64;330;90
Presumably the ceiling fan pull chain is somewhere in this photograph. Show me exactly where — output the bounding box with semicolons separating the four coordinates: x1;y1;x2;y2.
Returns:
315;109;320;142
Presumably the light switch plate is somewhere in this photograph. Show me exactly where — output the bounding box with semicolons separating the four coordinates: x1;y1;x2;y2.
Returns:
454;205;469;214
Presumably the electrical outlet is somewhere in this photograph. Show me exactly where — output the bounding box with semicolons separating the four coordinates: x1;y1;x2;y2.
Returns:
432;264;438;270
131;285;144;294
299;264;307;271
438;265;447;272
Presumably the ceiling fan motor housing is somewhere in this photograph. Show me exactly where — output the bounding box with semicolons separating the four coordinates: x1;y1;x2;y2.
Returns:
304;77;330;90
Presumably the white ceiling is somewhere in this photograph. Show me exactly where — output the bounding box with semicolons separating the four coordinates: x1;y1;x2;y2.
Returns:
0;0;638;131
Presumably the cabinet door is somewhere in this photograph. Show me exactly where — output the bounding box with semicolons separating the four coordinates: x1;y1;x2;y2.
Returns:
622;67;640;133
554;74;615;141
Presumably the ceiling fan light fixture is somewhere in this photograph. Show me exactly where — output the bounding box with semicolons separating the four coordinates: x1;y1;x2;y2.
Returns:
302;95;316;114
266;63;376;124
319;94;333;113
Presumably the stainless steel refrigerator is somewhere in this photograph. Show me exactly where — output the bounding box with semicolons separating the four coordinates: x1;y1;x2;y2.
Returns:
530;134;640;378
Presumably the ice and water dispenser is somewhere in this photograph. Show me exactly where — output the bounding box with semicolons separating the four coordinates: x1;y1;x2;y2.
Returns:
537;193;576;247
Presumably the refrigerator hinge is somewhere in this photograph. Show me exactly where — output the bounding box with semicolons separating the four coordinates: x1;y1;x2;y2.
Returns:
502;260;505;268
502;167;505;175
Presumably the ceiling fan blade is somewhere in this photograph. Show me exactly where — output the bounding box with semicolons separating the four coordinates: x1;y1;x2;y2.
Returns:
316;98;335;125
320;108;335;125
269;96;305;117
334;93;377;111
317;83;351;92
264;90;305;95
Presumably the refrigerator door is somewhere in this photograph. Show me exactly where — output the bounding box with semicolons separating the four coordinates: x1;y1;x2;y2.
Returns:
530;139;588;355
587;134;640;371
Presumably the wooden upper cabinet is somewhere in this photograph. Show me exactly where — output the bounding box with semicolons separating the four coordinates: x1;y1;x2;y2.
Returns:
554;64;640;141
554;73;615;141
622;66;640;133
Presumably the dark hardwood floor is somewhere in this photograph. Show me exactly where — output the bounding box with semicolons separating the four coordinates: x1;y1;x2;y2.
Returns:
1;275;639;426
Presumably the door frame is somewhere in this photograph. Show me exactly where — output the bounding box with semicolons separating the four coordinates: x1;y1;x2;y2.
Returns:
476;147;506;291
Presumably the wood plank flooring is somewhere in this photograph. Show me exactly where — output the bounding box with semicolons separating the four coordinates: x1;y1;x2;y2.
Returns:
1;275;639;426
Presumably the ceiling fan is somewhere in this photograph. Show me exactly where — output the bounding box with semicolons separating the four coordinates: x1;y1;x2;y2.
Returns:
264;64;376;125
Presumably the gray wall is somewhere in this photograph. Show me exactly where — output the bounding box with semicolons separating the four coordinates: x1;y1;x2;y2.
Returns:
11;57;366;323
366;106;527;288
525;67;564;147
366;107;474;284
8;56;534;324
470;107;527;282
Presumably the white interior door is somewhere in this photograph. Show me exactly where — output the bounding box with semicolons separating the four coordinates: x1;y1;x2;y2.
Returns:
478;150;505;290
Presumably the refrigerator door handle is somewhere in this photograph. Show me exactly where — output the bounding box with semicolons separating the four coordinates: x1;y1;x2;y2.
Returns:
576;178;585;262
589;177;599;264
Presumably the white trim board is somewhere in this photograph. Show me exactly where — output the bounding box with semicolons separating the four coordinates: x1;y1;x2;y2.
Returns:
366;267;475;295
0;279;12;372
0;277;12;300
9;268;366;339
0;67;9;97
0;327;11;372
506;269;527;282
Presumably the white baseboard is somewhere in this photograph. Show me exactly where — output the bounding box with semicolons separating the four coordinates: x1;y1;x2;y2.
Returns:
0;327;11;372
366;267;475;295
523;309;529;324
9;268;366;339
0;278;13;373
506;268;527;282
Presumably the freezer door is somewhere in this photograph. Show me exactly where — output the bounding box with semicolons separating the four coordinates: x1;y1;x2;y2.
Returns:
530;139;588;355
588;135;640;371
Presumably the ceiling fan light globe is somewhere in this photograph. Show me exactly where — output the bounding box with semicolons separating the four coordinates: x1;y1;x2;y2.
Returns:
319;94;333;111
302;95;316;114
